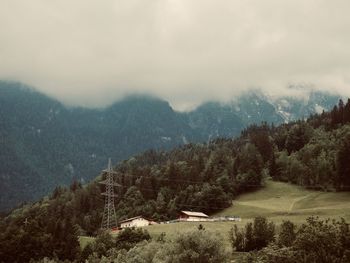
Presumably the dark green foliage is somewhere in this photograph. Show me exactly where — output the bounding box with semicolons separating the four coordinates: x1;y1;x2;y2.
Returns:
243;217;350;263
293;217;350;263
244;123;274;162
277;220;296;247
80;228;151;261
229;217;275;252
269;153;278;180
80;243;93;262
253;217;276;250
91;231;115;257
115;228;151;251
88;229;228;262
229;225;245;252
337;132;350;190
198;224;205;231
329;99;350;128
157;230;229;263
285;123;313;154
0;215;80;262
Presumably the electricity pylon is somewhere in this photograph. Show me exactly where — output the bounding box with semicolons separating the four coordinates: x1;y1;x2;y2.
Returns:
100;158;120;230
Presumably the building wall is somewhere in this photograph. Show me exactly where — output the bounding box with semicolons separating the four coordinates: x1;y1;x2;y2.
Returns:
187;216;208;221
120;218;150;228
179;216;208;222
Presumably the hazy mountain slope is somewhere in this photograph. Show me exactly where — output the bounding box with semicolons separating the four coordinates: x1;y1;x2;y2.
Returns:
0;81;340;211
273;91;340;122
0;83;197;211
188;102;244;141
230;91;285;125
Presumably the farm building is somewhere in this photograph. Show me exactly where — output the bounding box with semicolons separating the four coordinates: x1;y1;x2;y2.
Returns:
179;211;209;221
119;216;157;228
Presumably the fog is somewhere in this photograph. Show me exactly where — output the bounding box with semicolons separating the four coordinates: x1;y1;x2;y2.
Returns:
1;0;350;110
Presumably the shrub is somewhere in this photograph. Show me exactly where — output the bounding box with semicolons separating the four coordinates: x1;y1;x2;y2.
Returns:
156;230;229;263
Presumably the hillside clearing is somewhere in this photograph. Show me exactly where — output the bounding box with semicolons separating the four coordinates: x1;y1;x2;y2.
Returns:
145;180;350;244
215;180;350;223
80;180;350;248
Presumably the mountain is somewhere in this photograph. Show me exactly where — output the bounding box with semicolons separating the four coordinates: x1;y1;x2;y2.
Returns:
0;81;340;211
0;82;196;211
1;99;350;262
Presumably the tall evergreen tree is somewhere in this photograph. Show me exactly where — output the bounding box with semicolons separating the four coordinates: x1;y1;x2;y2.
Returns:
337;133;350;190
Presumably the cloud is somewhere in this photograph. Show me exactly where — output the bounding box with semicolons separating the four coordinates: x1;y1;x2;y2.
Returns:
1;0;350;110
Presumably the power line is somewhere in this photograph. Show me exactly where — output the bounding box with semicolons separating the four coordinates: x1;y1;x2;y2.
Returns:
110;172;263;186
100;158;118;230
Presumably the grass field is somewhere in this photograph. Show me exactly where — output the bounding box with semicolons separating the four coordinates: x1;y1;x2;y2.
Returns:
216;180;350;223
79;236;95;249
80;180;350;248
144;180;350;247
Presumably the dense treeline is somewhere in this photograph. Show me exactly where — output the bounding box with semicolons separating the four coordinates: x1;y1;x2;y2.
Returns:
268;98;350;190
234;216;350;263
1;99;350;262
0;137;266;262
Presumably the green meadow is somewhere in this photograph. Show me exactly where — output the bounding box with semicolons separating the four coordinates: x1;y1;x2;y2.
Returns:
80;180;350;248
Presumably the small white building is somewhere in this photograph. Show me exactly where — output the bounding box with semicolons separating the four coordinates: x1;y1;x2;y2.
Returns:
119;216;152;228
179;211;209;222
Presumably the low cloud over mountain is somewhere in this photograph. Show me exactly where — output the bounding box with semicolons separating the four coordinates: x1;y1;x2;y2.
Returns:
1;1;350;110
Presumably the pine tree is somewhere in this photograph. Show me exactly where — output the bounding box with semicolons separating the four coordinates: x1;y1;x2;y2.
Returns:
337;134;350;190
338;99;345;124
269;153;279;180
344;99;350;123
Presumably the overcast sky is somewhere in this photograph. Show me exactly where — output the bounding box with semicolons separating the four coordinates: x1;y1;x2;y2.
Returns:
1;0;350;110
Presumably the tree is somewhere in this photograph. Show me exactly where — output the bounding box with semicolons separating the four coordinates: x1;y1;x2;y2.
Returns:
253;216;275;250
245;222;255;251
229;217;275;252
115;228;151;251
229;225;245;252
344;99;350;123
156;230;229;263
285;123;313;154
269;153;279;180
277;220;296;247
336;133;350;190
293;217;349;263
249;127;274;162
91;231;115;257
339;99;345;124
80;243;94;262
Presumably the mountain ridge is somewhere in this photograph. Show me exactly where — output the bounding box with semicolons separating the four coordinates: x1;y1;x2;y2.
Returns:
0;81;341;211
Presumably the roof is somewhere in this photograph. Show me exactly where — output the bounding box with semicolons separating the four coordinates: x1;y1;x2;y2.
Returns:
119;216;148;224
180;211;209;218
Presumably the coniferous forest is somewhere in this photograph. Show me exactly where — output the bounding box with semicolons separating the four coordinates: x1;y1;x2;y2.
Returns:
1;99;350;262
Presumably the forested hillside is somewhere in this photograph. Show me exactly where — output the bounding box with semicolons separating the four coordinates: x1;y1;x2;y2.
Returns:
0;82;197;211
0;98;350;262
0;81;340;211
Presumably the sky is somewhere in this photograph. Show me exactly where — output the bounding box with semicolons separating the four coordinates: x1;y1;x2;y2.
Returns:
1;0;350;110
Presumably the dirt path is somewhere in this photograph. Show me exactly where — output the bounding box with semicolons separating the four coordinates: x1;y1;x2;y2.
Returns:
288;193;313;212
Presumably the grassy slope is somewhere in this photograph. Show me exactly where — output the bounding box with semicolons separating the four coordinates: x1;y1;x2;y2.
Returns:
216;180;350;222
80;180;350;248
144;180;350;247
79;236;96;249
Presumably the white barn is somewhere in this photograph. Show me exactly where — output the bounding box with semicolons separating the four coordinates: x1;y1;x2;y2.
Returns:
119;216;152;228
179;211;209;222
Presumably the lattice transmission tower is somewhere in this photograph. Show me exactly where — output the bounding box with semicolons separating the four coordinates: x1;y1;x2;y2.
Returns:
100;158;120;230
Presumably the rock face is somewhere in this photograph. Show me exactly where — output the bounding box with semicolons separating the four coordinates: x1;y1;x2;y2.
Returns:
0;81;340;211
